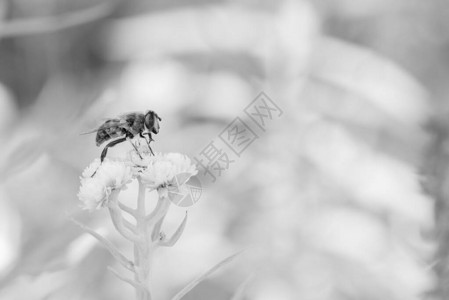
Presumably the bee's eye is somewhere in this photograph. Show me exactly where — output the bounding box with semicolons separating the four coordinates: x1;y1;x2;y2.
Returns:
145;113;151;127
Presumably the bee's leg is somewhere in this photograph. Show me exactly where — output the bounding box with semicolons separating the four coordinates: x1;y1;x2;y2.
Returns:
147;133;154;155
101;137;127;162
126;134;143;159
139;132;150;149
91;137;127;177
146;132;154;156
140;132;154;155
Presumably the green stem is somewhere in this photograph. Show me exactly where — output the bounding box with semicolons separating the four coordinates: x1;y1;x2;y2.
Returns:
111;182;174;300
135;179;152;300
108;191;139;243
150;197;171;242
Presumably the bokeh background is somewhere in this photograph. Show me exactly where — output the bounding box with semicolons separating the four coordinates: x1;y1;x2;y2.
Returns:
0;0;446;299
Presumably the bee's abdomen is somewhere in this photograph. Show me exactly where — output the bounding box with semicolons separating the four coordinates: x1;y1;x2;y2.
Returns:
95;120;126;146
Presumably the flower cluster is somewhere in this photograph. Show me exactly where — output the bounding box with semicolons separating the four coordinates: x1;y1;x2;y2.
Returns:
140;153;198;196
78;153;198;210
78;159;133;211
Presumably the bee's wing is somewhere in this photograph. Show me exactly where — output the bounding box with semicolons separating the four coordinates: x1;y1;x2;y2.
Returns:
79;118;129;135
79;129;99;135
118;112;144;125
118;112;140;119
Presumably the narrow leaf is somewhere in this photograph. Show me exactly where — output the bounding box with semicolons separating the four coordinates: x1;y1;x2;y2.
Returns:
160;211;188;247
70;217;135;273
108;267;143;290
171;250;245;300
230;274;254;300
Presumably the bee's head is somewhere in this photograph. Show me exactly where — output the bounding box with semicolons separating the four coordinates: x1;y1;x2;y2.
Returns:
144;110;162;134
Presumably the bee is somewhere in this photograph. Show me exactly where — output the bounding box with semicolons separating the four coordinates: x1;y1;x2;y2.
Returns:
83;110;162;168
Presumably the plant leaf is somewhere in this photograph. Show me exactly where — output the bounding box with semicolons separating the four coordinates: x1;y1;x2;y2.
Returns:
160;211;188;247
70;217;135;273
171;250;245;300
230;274;254;300
108;267;144;290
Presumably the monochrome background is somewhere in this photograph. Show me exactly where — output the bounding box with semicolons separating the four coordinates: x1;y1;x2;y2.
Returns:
0;0;447;299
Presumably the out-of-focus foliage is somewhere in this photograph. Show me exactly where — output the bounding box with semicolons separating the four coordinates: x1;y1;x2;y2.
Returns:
0;0;445;299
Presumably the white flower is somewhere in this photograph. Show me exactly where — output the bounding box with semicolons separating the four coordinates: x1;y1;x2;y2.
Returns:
78;159;133;211
140;153;198;197
128;143;153;166
81;158;101;179
78;179;109;211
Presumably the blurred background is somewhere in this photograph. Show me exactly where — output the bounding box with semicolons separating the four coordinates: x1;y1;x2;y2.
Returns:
0;0;446;299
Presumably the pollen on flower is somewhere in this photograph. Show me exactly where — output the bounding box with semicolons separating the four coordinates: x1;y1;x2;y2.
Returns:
78;159;133;211
139;153;198;194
